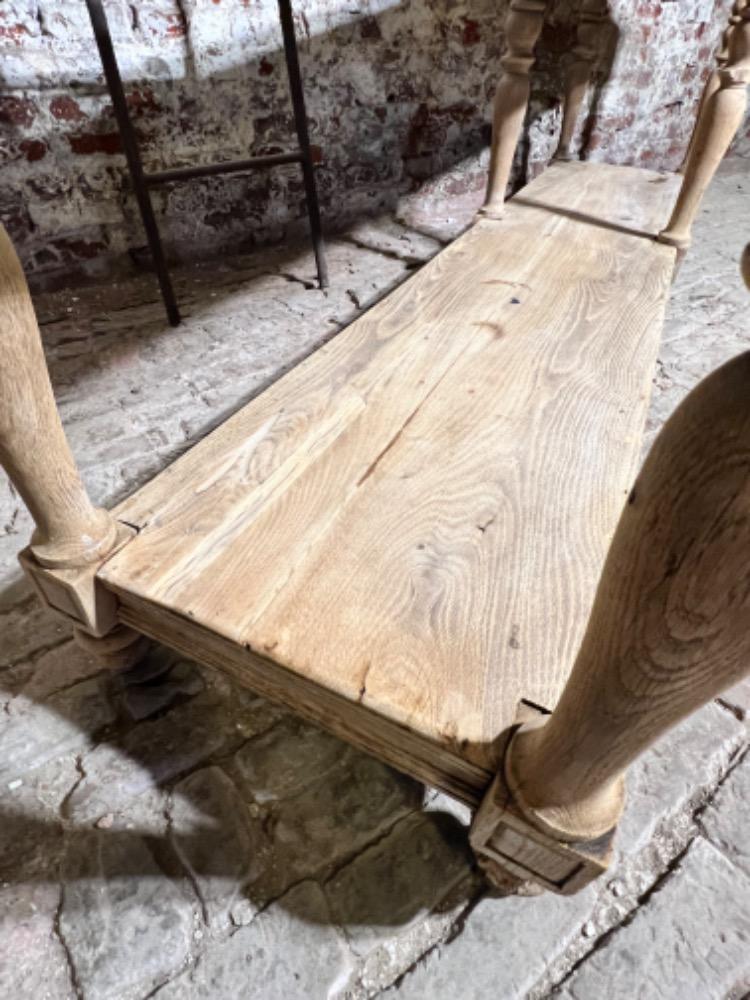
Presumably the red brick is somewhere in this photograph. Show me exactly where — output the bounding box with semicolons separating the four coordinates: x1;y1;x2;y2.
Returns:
19;139;47;162
0;95;37;127
165;13;186;37
51;237;108;261
125;88;161;116
462;18;480;45
360;17;381;40
68;132;123;155
0;21;30;44
50;95;86;122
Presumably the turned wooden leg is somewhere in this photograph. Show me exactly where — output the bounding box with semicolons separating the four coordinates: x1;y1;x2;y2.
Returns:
0;225;117;569
678;69;721;175
659;1;750;249
73;625;150;670
554;0;609;161
678;3;745;177
480;0;548;219
0;224;145;661
472;250;750;891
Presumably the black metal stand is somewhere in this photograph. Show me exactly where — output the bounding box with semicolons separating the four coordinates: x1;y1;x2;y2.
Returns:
85;0;328;326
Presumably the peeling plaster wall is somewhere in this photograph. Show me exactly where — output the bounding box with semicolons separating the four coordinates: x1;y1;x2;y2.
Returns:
1;0;747;288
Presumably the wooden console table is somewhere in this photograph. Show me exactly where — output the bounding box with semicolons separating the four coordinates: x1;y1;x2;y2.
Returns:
2;0;749;895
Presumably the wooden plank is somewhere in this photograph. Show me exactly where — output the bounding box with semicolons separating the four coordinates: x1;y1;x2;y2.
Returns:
100;161;680;797
116;594;490;805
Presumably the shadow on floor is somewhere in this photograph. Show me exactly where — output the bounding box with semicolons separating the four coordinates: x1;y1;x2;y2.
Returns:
0;609;482;932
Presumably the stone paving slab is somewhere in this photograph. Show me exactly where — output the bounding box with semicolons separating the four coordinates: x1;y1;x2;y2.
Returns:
0;164;749;999
155;881;355;1000
1;679;116;786
0;595;69;673
0;882;73;1000
385;883;599;1000
617;702;745;855
169;765;268;931
325;812;473;959
0;753;76;881
60;830;197;1000
255;751;423;901
231;716;351;804
700;749;750;880
64;687;278;825
557;837;750;1000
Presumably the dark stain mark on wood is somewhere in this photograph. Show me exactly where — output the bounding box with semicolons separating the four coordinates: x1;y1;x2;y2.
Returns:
358;662;372;701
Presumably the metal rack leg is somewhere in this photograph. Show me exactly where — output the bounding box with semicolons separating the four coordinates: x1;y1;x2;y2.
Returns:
277;0;329;289
85;0;181;325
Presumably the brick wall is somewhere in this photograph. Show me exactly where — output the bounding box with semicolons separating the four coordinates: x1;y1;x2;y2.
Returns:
1;0;746;288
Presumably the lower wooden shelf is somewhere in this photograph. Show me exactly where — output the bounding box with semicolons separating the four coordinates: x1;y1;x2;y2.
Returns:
97;160;681;804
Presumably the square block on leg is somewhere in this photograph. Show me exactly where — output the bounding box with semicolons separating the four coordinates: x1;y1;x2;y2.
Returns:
470;764;614;895
18;522;136;637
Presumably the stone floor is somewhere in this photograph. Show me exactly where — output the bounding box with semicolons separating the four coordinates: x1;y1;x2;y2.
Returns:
2;160;750;1000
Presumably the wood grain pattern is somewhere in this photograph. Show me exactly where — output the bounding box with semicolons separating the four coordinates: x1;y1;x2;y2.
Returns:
0;224;117;569
99;161;680;796
503;347;750;841
117;594;490;804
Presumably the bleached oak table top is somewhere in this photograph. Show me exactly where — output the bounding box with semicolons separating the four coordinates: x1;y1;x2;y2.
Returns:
99;161;680;804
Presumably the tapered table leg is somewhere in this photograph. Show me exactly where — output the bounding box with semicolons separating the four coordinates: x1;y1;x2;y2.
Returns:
480;0;549;219
554;0;609;161
0;224;145;665
659;1;750;250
